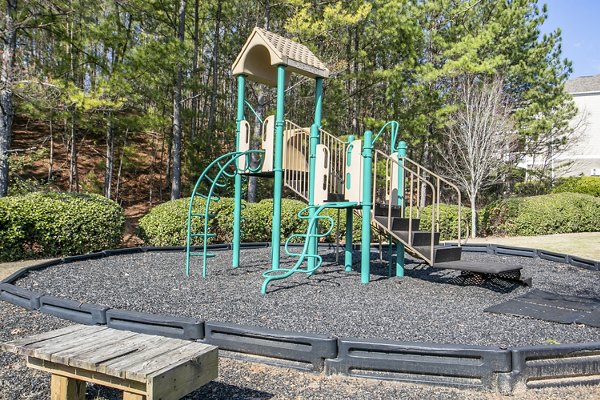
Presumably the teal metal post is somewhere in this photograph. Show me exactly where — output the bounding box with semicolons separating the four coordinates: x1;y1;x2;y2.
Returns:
344;134;355;272
307;78;324;270
271;65;286;270
345;207;353;272
396;140;407;277
232;75;246;269
360;130;373;284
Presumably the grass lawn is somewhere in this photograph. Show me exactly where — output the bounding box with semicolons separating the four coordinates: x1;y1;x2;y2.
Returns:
469;232;600;261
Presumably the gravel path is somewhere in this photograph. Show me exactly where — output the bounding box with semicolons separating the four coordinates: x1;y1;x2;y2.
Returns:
11;248;600;347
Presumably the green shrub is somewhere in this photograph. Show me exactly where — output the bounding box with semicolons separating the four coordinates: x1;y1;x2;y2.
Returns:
0;192;125;261
418;204;474;241
553;176;600;197
514;180;552;196
139;197;370;246
484;193;600;236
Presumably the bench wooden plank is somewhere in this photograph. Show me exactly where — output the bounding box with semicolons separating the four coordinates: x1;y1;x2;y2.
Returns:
3;325;107;360
125;341;214;381
99;338;190;379
0;324;89;354
39;327;115;359
51;330;140;366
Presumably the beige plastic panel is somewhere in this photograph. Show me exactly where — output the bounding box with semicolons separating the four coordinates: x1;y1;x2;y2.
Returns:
261;115;275;172
237;120;250;171
386;153;400;206
283;128;309;172
314;144;329;205
344;140;363;202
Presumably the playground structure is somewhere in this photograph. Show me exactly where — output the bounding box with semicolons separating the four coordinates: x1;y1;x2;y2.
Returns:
186;27;466;293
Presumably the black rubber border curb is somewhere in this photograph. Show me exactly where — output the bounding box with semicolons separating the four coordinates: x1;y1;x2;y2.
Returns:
204;321;337;371
326;338;512;392
1;242;599;393
106;308;204;340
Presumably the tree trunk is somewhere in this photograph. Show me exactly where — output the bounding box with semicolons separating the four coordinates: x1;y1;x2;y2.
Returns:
207;0;222;137
0;0;17;197
470;193;477;239
171;0;187;200
247;90;265;203
115;129;128;201
104;118;114;198
190;0;200;144
247;0;270;203
48;119;54;180
69;112;79;192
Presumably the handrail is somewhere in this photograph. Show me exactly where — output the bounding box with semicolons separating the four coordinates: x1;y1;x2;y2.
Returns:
372;149;436;264
400;156;462;244
244;100;263;125
371;120;400;153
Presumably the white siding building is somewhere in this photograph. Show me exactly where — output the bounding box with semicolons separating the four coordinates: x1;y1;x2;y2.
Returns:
562;74;600;176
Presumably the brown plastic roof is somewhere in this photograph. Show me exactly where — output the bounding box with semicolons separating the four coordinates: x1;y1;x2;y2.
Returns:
232;27;329;86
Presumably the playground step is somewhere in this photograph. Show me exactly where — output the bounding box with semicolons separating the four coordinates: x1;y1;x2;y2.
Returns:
326;193;346;203
392;230;440;247
240;170;274;178
373;204;403;217
411;245;462;264
373;215;420;231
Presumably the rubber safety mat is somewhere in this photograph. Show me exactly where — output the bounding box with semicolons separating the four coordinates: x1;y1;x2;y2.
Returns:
484;289;600;328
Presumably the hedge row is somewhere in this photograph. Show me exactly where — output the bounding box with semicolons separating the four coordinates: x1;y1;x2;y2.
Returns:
0;192;125;262
140;192;600;248
553;176;600;197
483;192;600;236
138;197;367;247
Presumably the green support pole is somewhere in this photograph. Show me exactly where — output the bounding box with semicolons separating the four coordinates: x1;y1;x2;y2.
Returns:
271;65;286;270
232;75;246;269
307;78;324;271
396;140;407;277
345;207;353;272
360;130;373;284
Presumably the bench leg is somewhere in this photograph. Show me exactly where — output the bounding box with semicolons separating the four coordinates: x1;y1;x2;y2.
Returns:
50;374;85;400
123;392;146;400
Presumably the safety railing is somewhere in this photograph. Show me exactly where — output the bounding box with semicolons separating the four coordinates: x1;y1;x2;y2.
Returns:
400;157;462;244
372;149;436;264
283;120;310;200
282;120;348;203
319;127;347;197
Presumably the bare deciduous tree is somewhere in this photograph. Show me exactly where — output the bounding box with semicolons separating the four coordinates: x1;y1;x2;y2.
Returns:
438;74;514;238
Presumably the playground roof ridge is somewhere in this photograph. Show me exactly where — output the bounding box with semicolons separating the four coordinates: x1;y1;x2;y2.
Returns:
255;28;328;73
232;27;329;86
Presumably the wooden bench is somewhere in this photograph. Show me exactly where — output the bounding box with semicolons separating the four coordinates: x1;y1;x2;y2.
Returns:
0;324;218;400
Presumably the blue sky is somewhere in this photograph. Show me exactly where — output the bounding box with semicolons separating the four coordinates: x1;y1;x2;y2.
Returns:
541;0;600;78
